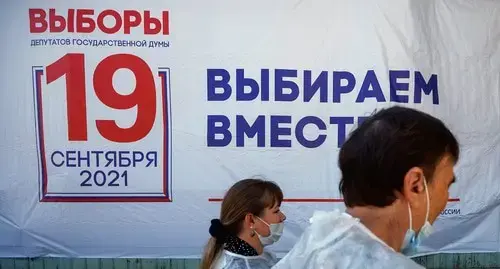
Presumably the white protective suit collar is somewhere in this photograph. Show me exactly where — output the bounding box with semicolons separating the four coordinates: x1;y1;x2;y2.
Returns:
272;209;425;269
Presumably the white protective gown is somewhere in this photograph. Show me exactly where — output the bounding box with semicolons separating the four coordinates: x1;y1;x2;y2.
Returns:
272;210;425;269
212;249;278;269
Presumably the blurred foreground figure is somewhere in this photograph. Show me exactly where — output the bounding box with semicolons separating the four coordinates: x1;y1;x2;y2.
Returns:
201;179;286;269
273;106;459;269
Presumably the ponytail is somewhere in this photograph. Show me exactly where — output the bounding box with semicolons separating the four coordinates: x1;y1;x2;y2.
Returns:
201;219;229;269
201;237;224;269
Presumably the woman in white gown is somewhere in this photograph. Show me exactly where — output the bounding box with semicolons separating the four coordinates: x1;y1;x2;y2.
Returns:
201;179;286;269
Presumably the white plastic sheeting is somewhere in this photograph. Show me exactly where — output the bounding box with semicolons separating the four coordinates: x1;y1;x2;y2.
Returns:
0;0;499;258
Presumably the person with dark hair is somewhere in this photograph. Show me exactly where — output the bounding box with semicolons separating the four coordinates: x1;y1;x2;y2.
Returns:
273;106;460;269
201;178;286;269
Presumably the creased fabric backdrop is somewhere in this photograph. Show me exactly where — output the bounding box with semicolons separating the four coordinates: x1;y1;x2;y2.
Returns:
0;0;499;258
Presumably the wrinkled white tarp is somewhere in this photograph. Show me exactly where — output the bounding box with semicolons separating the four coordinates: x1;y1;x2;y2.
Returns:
0;0;499;258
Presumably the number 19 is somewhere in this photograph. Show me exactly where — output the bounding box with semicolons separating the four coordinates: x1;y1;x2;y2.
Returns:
45;53;157;143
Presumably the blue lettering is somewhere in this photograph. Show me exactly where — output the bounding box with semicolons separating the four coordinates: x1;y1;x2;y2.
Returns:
66;150;77;167
145;151;158;167
270;116;292;147
207;69;231;101
207;115;232;147
51;151;64;167
118;151;131;167
295;116;327;148
356;70;386;103
440;208;460;215
333;71;356;103
48;150;154;168
414;72;439;104
261;69;270;101
330;117;355;148
80;170;129;187
105;151;117;167
389;70;409;103
236;69;260;101
275;69;299;102
92;151;103;167
77;150;90;167
205;69;436;104
133;151;144;167
304;71;328;102
236;115;265;147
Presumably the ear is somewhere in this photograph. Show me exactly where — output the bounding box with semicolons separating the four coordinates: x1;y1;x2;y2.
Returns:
243;213;256;229
402;167;425;206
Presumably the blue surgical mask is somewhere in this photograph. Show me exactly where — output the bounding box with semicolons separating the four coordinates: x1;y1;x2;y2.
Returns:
401;179;434;255
255;217;284;246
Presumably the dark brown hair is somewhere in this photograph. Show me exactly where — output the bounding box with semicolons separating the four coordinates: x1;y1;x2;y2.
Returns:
200;178;283;269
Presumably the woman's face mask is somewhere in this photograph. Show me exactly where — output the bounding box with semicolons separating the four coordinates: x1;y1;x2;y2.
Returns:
401;178;434;255
255;216;284;246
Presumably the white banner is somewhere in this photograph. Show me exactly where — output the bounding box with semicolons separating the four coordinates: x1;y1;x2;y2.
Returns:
0;0;499;258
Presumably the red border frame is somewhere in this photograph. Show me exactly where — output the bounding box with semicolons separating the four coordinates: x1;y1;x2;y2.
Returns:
34;67;171;202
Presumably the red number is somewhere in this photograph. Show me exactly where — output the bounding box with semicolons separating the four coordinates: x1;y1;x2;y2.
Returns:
45;53;156;142
46;54;88;141
94;54;156;142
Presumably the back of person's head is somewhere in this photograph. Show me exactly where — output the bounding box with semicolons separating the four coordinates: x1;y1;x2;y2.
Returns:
201;178;283;269
339;106;460;208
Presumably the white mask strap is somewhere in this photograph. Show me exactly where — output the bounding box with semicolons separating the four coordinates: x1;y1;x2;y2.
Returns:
407;203;413;230
256;216;270;227
423;178;430;221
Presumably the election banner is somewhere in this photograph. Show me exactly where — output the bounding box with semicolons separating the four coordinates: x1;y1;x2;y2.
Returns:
0;0;499;258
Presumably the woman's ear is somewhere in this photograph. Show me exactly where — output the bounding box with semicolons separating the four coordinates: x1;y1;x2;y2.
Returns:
402;167;425;206
243;213;255;229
